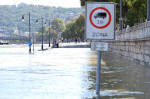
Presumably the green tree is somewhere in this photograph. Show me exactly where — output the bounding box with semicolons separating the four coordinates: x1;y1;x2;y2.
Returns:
125;0;147;26
61;19;77;41
80;0;147;27
38;25;47;34
45;28;57;41
62;28;71;41
0;5;83;34
51;17;65;32
51;17;65;39
62;14;85;41
75;14;85;40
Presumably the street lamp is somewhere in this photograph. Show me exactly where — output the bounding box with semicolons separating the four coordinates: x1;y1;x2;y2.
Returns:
22;12;31;52
36;17;44;50
52;25;56;47
45;20;51;47
148;0;150;21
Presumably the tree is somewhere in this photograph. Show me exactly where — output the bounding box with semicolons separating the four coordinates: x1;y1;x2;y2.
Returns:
75;14;85;40
51;17;65;33
125;0;147;26
0;5;83;34
62;28;71;41
80;0;147;27
51;17;65;38
61;19;77;41
45;28;57;41
38;25;47;34
61;14;86;41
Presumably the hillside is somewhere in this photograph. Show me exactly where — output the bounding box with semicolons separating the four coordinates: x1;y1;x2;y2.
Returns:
0;3;83;34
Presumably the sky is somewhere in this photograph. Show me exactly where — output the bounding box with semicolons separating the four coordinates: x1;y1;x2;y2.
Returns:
0;0;81;8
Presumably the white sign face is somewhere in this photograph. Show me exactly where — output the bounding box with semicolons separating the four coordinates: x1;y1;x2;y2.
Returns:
85;2;115;40
91;42;108;51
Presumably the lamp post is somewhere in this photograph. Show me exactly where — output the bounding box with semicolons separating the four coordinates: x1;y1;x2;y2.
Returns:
45;20;51;47
120;0;123;30
36;17;44;50
52;25;56;47
22;12;31;53
148;0;150;21
48;20;51;47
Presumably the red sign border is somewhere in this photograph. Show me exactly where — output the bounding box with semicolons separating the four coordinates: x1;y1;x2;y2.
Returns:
90;7;111;29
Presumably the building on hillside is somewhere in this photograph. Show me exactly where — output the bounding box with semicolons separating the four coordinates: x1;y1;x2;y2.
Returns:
0;27;6;37
0;27;4;33
14;27;18;35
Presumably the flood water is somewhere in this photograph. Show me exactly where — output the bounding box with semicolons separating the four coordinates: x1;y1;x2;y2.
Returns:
0;44;150;99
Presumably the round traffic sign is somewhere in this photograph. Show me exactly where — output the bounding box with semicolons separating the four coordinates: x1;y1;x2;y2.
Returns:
89;7;111;29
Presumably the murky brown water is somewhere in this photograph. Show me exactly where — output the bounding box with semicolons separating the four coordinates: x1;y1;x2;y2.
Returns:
0;44;150;99
91;52;150;99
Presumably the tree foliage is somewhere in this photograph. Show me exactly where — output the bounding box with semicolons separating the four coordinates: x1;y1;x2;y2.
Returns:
38;25;47;34
62;14;85;41
0;4;83;33
36;17;65;41
80;0;147;27
51;17;65;33
61;0;147;42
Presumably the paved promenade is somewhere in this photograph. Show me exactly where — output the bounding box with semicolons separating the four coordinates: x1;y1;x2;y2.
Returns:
59;42;90;48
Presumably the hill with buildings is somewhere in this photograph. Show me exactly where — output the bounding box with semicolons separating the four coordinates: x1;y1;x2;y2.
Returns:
0;3;83;35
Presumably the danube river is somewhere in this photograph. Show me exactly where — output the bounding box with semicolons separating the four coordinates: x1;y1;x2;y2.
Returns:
0;44;150;99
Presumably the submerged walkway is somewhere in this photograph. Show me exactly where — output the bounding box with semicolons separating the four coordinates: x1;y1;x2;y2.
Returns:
59;42;90;48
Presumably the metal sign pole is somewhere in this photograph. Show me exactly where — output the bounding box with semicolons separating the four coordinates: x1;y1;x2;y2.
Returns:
85;2;115;96
96;51;101;95
148;0;150;21
33;33;34;52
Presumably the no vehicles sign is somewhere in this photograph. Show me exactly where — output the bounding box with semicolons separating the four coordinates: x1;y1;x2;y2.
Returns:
85;2;116;40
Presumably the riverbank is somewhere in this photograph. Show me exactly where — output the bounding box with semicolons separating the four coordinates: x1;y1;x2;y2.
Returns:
59;42;90;48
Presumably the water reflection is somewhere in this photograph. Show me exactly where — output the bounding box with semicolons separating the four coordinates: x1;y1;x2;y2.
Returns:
0;45;150;99
98;52;150;99
85;51;150;99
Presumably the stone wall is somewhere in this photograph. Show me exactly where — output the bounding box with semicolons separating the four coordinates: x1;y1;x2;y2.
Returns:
108;21;150;66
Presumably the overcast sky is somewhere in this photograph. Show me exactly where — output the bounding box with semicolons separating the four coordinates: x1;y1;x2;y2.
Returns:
0;0;81;8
